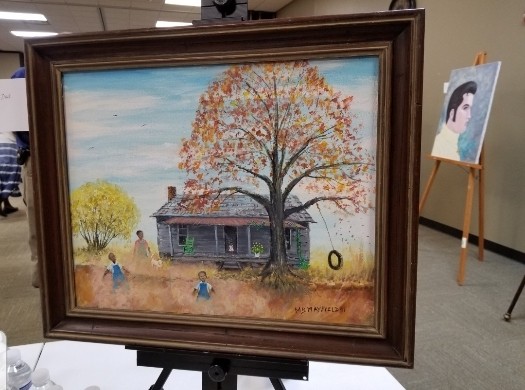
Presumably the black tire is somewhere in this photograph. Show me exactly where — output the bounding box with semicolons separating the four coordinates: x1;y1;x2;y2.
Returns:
328;250;343;270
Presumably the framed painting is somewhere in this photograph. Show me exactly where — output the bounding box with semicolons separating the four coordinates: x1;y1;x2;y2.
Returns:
25;10;424;367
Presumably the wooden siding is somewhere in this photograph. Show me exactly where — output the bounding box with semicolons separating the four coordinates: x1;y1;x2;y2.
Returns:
156;220;172;257
153;193;314;262
158;221;310;264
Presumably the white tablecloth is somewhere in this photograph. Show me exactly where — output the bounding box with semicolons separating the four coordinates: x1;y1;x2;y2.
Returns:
10;340;404;390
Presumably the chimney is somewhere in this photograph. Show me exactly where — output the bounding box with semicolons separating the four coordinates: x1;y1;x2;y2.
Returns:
168;186;176;201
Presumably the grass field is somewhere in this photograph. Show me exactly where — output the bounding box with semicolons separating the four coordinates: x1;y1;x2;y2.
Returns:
73;243;375;326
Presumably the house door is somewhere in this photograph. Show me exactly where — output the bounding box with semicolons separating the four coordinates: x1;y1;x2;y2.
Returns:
224;226;237;254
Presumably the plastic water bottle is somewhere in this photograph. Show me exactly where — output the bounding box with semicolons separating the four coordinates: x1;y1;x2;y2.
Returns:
30;368;63;390
1;332;7;390
6;348;32;390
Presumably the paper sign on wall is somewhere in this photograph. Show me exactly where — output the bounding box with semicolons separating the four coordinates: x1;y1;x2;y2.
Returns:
0;78;29;132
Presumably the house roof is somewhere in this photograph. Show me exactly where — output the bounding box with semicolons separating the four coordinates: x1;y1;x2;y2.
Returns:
152;193;315;224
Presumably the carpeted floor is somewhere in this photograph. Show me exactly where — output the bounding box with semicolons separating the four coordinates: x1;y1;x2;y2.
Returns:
0;196;43;346
0;196;523;389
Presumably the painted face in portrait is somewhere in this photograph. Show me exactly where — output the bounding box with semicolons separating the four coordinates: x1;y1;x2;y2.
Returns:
448;93;474;134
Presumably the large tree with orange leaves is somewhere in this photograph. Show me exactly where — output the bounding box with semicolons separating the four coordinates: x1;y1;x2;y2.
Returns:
179;60;374;286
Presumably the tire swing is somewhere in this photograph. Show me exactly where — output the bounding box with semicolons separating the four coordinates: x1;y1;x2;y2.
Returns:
315;204;343;270
328;249;343;271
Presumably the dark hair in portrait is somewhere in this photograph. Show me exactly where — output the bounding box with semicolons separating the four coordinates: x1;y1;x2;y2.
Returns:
447;81;477;121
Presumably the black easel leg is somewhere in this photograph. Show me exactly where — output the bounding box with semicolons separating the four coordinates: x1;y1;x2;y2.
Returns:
149;368;172;390
270;377;287;390
504;274;525;322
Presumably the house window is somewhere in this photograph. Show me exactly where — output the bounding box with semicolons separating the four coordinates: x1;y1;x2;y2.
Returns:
178;224;188;246
285;228;293;250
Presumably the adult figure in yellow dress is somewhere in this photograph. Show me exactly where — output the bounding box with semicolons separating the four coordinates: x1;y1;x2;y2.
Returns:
133;230;151;259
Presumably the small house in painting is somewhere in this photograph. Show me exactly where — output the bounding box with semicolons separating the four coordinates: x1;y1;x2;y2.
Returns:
152;187;314;266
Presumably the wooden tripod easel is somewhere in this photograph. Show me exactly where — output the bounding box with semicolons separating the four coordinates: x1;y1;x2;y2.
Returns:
419;52;487;285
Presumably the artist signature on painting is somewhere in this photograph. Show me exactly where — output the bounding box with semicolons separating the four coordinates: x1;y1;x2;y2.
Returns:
0;93;12;100
295;306;346;314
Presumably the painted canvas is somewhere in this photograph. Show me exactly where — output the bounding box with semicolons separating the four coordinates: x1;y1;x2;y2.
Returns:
431;61;501;164
65;57;378;327
25;12;424;365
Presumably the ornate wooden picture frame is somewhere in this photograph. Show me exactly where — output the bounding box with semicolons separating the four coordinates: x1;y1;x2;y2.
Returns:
25;10;424;366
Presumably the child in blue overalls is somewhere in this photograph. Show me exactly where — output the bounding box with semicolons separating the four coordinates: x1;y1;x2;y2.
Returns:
193;271;214;300
103;252;129;290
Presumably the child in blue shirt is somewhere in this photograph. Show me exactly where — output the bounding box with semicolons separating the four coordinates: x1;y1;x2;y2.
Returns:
103;252;130;290
193;271;214;300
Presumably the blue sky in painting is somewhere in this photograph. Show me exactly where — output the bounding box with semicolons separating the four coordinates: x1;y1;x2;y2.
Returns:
63;57;379;251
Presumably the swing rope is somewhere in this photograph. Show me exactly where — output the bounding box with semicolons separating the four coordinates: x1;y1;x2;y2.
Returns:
316;203;335;250
315;204;343;270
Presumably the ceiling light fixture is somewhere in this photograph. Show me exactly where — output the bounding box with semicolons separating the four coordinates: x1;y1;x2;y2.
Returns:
0;11;47;21
156;21;192;27
165;0;200;7
11;31;58;38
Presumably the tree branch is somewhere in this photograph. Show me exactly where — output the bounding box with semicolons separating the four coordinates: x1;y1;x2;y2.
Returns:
220;155;273;187
284;195;353;219
283;161;372;201
280;129;334;179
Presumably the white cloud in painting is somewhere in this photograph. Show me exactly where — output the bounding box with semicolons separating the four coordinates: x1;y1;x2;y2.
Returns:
66;89;160;113
68;141;181;187
119;142;182;174
64;90;163;136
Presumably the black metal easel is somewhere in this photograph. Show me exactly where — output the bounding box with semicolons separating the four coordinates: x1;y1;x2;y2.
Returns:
503;273;525;322
126;346;309;390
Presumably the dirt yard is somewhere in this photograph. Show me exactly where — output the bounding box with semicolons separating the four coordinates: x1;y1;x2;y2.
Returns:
74;258;374;326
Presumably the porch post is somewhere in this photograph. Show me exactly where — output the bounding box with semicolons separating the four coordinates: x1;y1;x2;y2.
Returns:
168;225;174;255
247;226;252;255
214;225;219;255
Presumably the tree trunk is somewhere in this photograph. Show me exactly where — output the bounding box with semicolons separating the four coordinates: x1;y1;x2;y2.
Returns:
260;191;293;287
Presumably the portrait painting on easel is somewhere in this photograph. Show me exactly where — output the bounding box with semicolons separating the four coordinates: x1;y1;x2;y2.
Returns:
431;61;501;164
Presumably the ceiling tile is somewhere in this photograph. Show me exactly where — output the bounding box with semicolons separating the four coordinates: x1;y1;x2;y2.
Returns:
0;0;293;53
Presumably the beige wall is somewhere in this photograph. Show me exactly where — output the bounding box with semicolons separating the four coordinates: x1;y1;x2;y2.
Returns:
279;0;386;16
279;0;525;253
0;52;23;78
